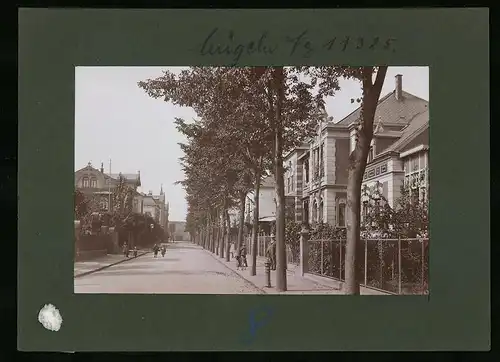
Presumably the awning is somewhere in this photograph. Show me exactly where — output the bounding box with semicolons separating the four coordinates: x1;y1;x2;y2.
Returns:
259;216;276;222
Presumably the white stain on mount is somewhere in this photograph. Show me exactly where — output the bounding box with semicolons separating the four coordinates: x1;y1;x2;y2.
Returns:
38;304;63;331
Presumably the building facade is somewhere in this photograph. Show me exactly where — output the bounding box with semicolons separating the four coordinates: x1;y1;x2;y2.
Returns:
168;221;190;241
285;74;429;227
74;162;142;212
244;176;277;225
75;162;169;230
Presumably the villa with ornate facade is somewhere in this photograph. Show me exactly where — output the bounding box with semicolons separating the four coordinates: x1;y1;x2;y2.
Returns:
74;162;169;231
284;74;429;227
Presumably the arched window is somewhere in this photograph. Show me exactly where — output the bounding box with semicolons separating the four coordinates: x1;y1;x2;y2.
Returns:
90;178;97;188
82;177;89;188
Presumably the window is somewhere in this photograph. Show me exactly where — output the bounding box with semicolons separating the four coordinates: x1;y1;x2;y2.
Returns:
101;198;109;211
303;200;309;223
304;160;309;183
411;157;419;172
338;203;346;227
82;177;89;188
90;178;97;188
312;200;318;223
320;143;325;177
319;199;324;223
368;147;374;162
362;201;369;221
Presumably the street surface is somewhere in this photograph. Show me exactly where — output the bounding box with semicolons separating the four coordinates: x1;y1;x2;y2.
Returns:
74;242;263;294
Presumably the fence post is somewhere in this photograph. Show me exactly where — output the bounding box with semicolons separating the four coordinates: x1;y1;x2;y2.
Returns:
320;239;324;275
339;239;343;280
364;239;368;286
421;238;425;293
299;223;310;276
398;237;402;295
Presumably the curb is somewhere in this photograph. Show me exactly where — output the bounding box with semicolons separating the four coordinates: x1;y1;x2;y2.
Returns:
203;249;267;295
74;251;150;278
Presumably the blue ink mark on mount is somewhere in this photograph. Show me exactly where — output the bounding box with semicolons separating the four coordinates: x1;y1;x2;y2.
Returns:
241;306;275;345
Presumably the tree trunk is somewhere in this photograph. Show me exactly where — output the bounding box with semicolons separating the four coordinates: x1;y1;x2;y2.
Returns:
251;169;262;276
273;66;287;292
344;66;388;295
225;209;231;262
208;213;213;252
236;191;247;255
219;207;225;259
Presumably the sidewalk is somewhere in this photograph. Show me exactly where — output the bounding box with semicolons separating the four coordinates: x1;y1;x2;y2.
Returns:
74;249;150;278
207;250;388;295
206;251;340;294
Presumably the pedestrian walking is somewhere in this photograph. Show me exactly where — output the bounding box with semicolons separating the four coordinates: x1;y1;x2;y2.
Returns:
240;244;248;269
133;246;138;258
153;243;159;258
266;239;276;270
123;242;129;258
161;245;166;257
230;242;235;259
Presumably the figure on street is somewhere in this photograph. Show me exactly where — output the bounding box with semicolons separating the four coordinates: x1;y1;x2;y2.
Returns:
266;239;276;271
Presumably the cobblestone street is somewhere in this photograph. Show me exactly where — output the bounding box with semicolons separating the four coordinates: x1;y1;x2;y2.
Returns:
74;242;264;294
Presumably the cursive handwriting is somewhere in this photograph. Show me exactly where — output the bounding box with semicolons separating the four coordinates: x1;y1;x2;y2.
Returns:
285;30;314;58
198;29;398;63
200;28;278;66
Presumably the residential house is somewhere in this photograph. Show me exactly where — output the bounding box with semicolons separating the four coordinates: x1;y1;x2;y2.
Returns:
74;162;141;212
244;175;295;234
285;74;429;227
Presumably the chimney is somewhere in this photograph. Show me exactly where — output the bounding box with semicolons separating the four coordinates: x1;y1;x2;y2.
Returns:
395;74;403;101
100;162;104;173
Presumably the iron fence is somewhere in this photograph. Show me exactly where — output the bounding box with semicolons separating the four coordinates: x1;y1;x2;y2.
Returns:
245;236;297;265
308;238;429;295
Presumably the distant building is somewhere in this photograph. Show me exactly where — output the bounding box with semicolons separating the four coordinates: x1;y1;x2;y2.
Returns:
168;221;190;241
142;186;169;231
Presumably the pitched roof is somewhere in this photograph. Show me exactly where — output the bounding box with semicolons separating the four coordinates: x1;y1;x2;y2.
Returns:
336;90;428;127
375;109;429;158
75;164;140;184
107;173;140;182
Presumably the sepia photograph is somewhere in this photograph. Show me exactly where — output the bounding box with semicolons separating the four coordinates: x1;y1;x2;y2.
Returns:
74;66;429;295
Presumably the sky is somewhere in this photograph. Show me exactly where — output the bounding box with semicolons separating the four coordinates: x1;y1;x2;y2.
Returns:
75;66;429;222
